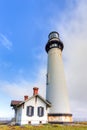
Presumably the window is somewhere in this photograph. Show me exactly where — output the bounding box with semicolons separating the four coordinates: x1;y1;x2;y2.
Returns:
46;74;48;85
28;121;31;124
49;43;58;49
59;44;61;49
38;107;44;117
26;106;34;116
49;32;58;40
39;121;42;124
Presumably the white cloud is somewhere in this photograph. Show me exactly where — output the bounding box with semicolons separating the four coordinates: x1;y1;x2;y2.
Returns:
0;67;46;100
0;33;12;50
55;0;87;119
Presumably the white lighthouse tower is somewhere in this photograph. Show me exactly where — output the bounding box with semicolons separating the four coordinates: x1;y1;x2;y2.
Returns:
45;31;72;123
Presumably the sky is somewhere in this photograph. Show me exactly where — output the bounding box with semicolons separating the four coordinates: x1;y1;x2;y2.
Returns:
0;0;87;121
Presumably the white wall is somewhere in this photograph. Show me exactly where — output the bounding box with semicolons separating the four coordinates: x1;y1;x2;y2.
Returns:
19;96;49;125
46;48;70;113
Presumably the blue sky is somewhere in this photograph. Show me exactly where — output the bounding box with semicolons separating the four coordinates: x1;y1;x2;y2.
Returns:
0;0;68;81
0;0;87;120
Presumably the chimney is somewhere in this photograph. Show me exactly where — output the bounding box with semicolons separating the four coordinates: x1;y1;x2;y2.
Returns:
33;87;39;95
24;95;29;101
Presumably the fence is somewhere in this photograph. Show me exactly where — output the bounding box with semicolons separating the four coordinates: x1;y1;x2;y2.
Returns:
0;117;12;124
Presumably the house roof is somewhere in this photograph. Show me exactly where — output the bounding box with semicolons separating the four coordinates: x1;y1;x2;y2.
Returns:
26;94;51;107
11;100;23;107
11;94;51;108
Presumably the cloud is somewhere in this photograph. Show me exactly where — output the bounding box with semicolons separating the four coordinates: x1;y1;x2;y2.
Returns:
54;0;87;118
0;33;12;50
0;67;46;100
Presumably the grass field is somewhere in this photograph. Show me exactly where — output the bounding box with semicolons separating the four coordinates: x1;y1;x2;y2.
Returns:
0;124;87;130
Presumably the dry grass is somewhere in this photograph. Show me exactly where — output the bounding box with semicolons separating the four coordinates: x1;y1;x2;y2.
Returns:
0;124;87;130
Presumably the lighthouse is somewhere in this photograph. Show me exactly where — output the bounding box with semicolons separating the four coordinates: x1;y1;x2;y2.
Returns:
45;31;72;123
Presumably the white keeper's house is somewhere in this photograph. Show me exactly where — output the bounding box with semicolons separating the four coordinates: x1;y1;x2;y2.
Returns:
11;87;51;125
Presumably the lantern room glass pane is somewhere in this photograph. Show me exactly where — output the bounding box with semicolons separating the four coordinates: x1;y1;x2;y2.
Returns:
49;32;59;40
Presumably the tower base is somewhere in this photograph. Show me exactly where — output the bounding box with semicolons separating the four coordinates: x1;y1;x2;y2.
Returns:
48;113;73;124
